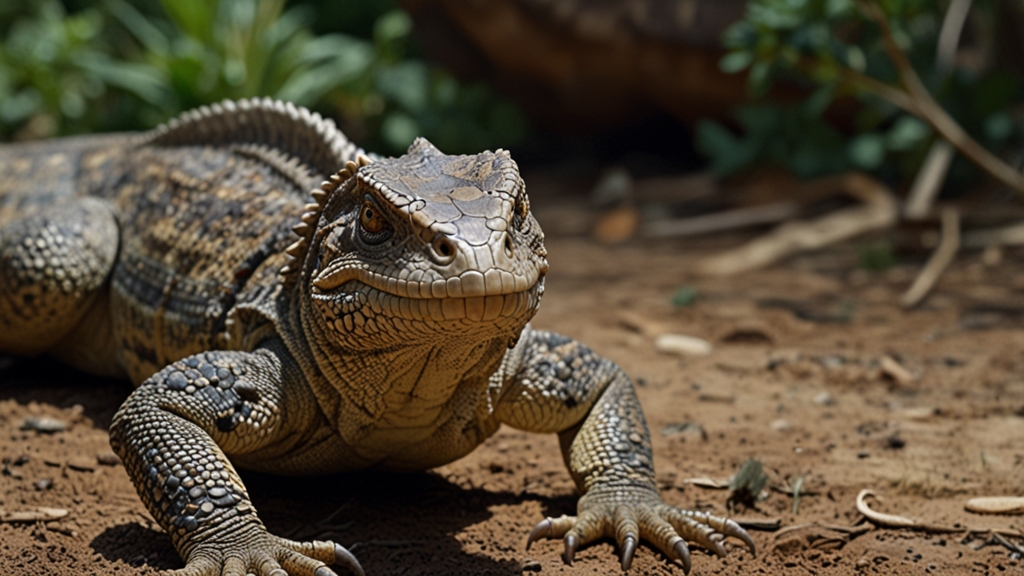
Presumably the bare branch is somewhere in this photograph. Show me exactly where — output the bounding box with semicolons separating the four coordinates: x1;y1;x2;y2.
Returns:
857;1;1024;194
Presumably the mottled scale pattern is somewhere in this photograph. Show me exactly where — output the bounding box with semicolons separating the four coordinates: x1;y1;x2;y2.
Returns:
0;99;753;576
106;145;306;382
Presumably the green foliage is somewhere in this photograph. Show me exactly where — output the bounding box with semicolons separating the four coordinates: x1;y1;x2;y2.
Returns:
0;0;529;154
702;0;1024;184
670;286;697;308
858;239;896;270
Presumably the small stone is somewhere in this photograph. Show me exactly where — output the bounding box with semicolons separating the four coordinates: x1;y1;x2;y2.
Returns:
592;206;640;244
21;417;67;433
813;391;835;406
965;496;1024;515
522;559;542;573
67;458;96;472
770;419;792;431
879;356;916;384
660;422;707;441
903;407;937;421
885;434;905;449
655;333;712;356
34;478;53;490
96;452;122;466
697;392;735;404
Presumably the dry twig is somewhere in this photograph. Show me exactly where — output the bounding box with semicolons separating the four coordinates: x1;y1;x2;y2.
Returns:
857;490;1024;538
697;173;897;275
904;0;972;219
854;1;1024;195
644;202;800;238
900;207;960;308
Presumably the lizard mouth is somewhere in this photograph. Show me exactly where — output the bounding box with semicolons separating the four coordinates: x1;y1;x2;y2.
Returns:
310;263;545;324
312;261;544;299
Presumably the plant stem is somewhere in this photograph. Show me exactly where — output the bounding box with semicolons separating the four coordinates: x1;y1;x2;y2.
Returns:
855;1;1024;194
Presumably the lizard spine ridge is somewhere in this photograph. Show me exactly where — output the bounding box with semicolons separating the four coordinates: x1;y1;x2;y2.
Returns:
143;97;365;180
279;154;372;286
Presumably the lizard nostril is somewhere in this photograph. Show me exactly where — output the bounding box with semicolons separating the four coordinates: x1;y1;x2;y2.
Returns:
503;235;514;258
431;235;456;264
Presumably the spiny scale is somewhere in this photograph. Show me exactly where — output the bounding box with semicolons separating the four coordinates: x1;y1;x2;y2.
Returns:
279;154;373;285
144;97;367;179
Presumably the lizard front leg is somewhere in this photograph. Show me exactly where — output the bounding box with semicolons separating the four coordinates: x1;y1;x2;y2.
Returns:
109;340;363;576
0;197;117;356
494;327;754;573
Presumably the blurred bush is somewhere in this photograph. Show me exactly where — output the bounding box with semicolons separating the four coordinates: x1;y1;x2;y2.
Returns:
697;0;1024;186
0;0;529;154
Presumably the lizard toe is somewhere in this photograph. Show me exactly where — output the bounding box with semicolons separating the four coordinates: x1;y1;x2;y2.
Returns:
611;505;640;570
275;537;363;576
660;506;755;557
525;514;575;550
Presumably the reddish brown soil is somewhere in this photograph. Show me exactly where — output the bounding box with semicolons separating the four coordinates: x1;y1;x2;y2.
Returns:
2;203;1023;575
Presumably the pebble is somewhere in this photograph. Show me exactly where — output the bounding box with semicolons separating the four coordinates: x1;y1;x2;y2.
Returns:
522;559;542;573
770;419;792;431
879;356;916;384
67;458;96;472
20;417;67;433
965;496;1024;515
813;391;836;406
655;333;713;356
96;452;122;466
660;422;707;441
592;206;640;244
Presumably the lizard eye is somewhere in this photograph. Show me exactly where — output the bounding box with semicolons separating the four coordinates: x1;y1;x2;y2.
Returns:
512;195;529;229
358;201;391;243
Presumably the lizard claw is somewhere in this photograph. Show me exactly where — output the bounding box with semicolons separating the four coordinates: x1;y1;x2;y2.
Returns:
525;514;575;551
332;543;364;576
672;538;692;575
526;519;552;550
526;489;755;571
723;518;757;556
620;535;637;571
563;533;578;566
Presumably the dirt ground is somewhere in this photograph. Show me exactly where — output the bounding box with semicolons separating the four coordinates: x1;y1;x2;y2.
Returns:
2;189;1023;576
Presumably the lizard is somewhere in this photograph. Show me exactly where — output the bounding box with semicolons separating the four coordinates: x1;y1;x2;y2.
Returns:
0;97;754;575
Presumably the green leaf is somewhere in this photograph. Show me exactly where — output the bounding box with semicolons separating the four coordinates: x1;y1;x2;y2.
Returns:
983;112;1015;142
374;9;411;47
825;0;855;18
376;61;428;113
747;61;774;98
848;133;886;169
159;0;214;43
0;87;42;123
695;119;760;176
671;286;697;308
885;115;929;151
803;84;835;118
105;0;170;56
720;50;753;74
381;111;418;151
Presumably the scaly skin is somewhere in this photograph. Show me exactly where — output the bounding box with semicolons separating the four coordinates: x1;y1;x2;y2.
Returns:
0;98;753;575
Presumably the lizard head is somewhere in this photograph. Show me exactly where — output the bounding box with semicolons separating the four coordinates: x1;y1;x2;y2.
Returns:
292;138;547;351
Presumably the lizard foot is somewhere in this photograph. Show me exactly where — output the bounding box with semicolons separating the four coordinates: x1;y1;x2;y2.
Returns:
525;490;754;573
169;536;364;576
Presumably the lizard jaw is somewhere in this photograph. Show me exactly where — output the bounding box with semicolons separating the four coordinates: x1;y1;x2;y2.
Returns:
311;259;544;300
